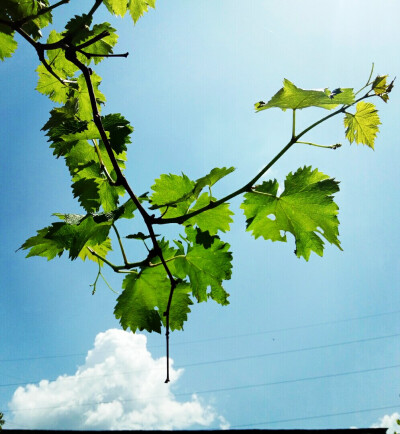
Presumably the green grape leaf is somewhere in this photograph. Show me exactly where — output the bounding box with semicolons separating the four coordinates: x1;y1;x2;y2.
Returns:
118;198;137;219
185;193;234;235
344;102;380;149
36;63;71;103
255;79;355;112
77;23;119;65
0;25;18;61
20;216;112;261
46;30;79;76
72;178;100;212
63;14;93;44
1;0;53;40
241;166;341;261
171;228;232;305
63;141;97;172
101;113;133;154
78;237;112;265
193;166;235;197
53;197;137;226
150;173;195;217
103;0;128;16
97;177;125;212
114;267;192;333
126;232;154;240
372;75;389;95
75;72;106;120
128;0;156;24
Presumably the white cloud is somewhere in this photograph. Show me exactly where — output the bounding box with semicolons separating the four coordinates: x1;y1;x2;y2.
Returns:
7;329;229;430
371;412;400;434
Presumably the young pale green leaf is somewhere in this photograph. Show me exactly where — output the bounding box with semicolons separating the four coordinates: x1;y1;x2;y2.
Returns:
114;267;192;333
0;25;18;61
193;166;235;197
372;75;389;95
241;166;341;261
36;63;71;103
128;0;156;24
171;228;232;305
20;216;112;261
344;102;380;149
103;0;128;16
78;237;112;265
75;72;106;120
185;193;234;235
150;173;195;217
255;79;355;112
76;23;119;65
46;30;79;76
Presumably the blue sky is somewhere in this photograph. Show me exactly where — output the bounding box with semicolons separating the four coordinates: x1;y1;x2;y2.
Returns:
0;0;399;430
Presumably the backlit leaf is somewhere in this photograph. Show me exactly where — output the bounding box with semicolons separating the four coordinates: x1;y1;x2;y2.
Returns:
241;166;341;261
128;0;156;24
344;102;380;149
172;227;232;305
256;79;355;112
0;25;17;61
114;268;192;333
185;193;234;235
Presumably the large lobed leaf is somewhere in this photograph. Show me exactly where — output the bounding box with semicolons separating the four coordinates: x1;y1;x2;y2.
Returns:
170;227;232;305
241;166;341;261
114;227;232;333
20;215;113;262
114;268;192;333
255;79;355;112
150;168;235;234
344;102;380;149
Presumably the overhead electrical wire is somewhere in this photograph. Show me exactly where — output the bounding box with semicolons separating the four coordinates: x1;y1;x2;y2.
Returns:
0;309;399;363
2;364;399;414
230;404;400;428
0;332;399;388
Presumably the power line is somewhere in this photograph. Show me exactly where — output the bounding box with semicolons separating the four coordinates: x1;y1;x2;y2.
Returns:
181;332;400;368
3;364;399;414
154;308;400;349
175;363;400;396
1;332;399;388
1;309;399;363
230;404;400;428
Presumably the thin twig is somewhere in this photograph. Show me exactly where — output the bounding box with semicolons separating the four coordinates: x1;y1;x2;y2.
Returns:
92;139;117;185
77;49;129;59
112;223;129;265
76;31;110;50
16;0;70;26
297;141;342;150
87;0;105;18
153;92;376;226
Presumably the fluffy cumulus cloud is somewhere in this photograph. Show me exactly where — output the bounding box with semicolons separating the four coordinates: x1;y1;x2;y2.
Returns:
371;412;400;434
7;329;229;430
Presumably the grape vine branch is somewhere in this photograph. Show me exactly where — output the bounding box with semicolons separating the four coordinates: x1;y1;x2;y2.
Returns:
0;0;394;383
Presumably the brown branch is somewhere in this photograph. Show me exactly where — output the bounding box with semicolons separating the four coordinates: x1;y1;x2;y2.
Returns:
64;44;177;382
76;31;110;50
87;0;105;18
77;49;129;59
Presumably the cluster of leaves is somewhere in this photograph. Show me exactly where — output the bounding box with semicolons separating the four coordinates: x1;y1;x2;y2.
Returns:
0;1;394;376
